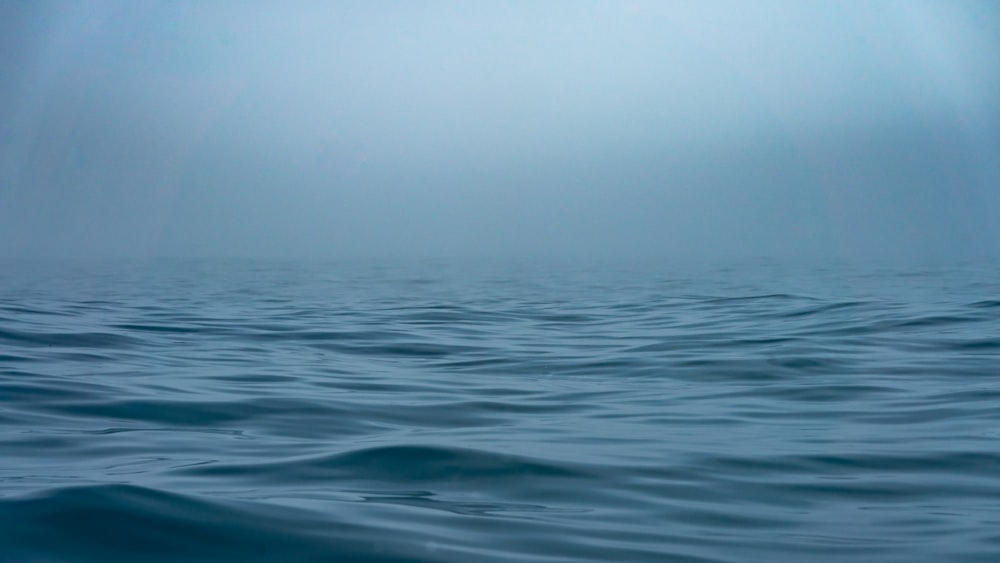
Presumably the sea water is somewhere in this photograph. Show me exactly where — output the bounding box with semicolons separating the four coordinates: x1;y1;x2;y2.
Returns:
1;258;998;562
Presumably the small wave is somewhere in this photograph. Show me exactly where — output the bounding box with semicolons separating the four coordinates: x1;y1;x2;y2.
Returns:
0;303;73;317
713;293;807;302
883;314;983;329
776;300;872;318
358;490;588;517
0;328;141;349
951;338;1000;351
0;378;114;404
181;444;594;487
0;484;419;563
700;451;1000;477
110;323;212;334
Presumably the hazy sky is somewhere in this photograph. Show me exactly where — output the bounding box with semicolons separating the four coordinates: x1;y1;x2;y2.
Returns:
1;0;998;262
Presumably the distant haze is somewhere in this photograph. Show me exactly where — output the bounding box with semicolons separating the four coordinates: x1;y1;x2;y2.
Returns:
1;1;998;263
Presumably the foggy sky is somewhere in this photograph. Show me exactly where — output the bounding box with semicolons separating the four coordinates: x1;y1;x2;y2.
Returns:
1;0;998;263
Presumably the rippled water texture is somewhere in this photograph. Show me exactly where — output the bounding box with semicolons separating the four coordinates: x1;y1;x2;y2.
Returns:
1;259;998;562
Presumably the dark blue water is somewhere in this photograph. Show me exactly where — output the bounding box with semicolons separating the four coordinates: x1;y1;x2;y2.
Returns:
1;258;998;562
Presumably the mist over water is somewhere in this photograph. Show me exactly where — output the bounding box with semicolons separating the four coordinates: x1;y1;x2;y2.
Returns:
1;1;998;262
1;1;1000;561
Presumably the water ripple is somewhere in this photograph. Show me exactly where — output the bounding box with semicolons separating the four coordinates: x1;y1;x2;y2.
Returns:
0;260;997;562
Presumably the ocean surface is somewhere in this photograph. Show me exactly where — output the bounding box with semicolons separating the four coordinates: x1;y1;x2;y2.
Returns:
1;258;998;562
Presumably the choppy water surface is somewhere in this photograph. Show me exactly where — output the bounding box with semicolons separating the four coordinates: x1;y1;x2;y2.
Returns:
1;258;998;562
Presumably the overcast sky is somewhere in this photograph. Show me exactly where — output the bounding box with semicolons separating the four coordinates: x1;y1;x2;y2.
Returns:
1;0;998;263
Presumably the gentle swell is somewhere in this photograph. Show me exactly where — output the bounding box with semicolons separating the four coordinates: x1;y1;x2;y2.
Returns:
182;444;594;486
1;260;998;563
0;484;422;563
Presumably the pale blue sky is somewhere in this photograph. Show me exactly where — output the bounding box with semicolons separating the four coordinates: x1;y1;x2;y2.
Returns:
1;0;998;262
